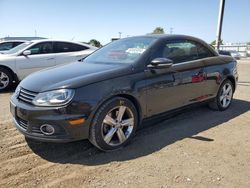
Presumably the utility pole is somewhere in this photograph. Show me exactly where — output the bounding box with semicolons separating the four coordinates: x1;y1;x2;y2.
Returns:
216;0;225;50
118;32;122;38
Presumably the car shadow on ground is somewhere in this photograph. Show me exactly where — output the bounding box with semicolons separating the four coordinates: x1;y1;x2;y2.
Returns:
26;99;250;166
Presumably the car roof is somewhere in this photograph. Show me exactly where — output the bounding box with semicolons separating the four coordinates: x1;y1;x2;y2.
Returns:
126;34;218;55
29;39;97;49
130;34;208;42
0;40;27;43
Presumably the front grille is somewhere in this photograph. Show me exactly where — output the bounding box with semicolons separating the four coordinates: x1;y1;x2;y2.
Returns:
18;88;38;104
16;116;43;134
17;117;28;130
32;126;42;134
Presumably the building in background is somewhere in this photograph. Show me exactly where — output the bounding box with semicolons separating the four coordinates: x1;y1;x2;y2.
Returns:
220;43;250;57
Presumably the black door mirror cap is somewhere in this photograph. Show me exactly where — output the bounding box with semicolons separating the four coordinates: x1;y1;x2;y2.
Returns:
148;58;173;69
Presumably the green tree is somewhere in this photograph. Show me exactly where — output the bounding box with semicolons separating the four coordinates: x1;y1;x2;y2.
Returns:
88;39;102;47
210;39;223;46
247;42;250;45
151;27;165;34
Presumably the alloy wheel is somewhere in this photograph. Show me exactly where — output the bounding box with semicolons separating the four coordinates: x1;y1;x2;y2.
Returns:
219;83;233;108
0;71;9;89
101;105;134;146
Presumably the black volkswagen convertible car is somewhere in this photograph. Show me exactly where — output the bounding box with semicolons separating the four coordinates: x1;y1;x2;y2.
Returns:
10;35;238;151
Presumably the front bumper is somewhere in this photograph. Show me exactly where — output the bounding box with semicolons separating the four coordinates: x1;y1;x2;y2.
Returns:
10;95;91;143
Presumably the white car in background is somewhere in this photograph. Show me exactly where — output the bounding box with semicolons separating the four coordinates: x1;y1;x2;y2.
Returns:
0;39;97;91
0;40;26;54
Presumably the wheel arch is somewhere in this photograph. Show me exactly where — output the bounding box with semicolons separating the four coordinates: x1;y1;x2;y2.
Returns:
116;93;142;123
225;75;236;92
0;65;18;82
91;93;143;127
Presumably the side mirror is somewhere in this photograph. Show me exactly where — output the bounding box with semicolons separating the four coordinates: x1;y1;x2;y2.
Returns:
147;58;173;69
23;50;31;56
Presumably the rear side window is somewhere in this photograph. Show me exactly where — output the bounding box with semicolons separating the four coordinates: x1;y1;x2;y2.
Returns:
158;40;214;64
196;43;214;59
53;42;88;53
28;42;53;55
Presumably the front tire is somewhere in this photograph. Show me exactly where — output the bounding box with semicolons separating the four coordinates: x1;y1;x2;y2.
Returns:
0;67;14;91
89;97;138;151
208;79;234;111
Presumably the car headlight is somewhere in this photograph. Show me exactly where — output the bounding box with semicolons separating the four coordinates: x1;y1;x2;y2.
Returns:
32;89;75;107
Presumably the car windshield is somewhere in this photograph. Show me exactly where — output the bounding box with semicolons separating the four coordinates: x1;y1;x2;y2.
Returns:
5;41;33;54
84;37;157;64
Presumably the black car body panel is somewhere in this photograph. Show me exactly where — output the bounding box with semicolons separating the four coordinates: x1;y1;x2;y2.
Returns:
10;96;90;142
10;35;238;142
20;62;133;92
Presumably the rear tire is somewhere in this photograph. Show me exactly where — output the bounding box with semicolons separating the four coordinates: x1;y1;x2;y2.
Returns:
0;67;14;91
208;79;234;111
89;97;138;151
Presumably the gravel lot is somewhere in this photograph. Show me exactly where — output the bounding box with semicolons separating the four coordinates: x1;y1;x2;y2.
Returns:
0;59;250;188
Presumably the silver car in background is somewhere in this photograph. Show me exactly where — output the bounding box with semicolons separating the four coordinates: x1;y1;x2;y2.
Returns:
229;50;241;60
0;39;97;91
218;50;241;60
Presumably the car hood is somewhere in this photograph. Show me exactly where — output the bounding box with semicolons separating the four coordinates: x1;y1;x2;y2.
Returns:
19;61;133;92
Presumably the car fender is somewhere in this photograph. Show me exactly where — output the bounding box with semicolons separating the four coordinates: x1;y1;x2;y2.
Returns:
73;74;146;131
0;56;18;79
215;61;237;94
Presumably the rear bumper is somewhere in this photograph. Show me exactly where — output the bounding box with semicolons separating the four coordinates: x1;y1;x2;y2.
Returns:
10;95;91;143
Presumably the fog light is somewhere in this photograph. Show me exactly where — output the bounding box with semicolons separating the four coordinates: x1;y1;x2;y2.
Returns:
40;124;55;135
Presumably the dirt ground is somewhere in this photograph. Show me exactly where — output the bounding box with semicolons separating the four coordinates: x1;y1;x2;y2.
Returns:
0;59;250;188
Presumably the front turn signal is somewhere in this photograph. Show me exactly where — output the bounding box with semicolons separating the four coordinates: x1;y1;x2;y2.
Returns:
68;118;85;125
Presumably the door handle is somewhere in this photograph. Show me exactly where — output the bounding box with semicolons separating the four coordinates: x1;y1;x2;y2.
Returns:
46;58;55;60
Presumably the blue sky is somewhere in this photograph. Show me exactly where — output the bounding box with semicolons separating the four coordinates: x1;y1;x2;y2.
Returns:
0;0;249;44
